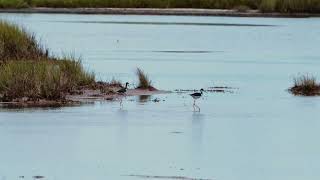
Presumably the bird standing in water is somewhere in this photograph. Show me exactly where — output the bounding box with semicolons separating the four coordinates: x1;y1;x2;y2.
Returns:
190;89;204;112
117;82;129;107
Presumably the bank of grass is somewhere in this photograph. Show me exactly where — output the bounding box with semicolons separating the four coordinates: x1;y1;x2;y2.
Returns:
1;0;320;13
289;75;320;96
0;60;95;101
260;0;320;13
0;20;95;102
0;20;49;61
0;0;28;8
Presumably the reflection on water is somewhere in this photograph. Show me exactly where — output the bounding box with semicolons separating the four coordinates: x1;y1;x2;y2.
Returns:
0;105;62;112
191;113;205;154
185;112;205;170
138;95;151;103
0;14;320;180
116;109;129;155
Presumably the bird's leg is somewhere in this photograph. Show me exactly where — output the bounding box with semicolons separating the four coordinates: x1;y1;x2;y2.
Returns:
119;98;123;108
193;100;200;112
195;104;200;112
193;100;196;111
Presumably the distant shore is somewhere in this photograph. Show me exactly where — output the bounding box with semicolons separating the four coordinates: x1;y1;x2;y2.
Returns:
1;8;320;18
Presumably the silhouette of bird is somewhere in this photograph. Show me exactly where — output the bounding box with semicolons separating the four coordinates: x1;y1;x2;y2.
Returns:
190;89;204;112
117;82;129;94
117;82;129;107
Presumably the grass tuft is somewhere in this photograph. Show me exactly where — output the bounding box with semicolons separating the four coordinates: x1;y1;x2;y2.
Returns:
289;74;320;96
136;68;152;90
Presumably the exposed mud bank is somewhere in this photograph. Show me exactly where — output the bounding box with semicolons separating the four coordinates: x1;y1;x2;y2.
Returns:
0;84;169;108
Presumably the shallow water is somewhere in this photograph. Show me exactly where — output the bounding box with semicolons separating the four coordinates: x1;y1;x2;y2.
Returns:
0;14;320;180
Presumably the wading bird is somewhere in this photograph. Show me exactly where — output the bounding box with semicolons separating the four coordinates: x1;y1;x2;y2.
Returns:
117;82;129;107
190;89;204;112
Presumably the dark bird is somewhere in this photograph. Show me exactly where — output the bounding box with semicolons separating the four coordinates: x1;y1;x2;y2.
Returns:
117;82;129;107
190;89;204;112
117;82;129;94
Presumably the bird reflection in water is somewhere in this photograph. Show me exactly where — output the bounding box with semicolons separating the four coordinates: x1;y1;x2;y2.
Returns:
191;112;205;166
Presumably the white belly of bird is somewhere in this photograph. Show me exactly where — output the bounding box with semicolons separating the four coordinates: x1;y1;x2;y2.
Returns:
191;95;201;99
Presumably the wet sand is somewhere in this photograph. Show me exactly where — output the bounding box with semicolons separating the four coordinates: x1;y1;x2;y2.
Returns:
0;88;170;108
0;8;319;17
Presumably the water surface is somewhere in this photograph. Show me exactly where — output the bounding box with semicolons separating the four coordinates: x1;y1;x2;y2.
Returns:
0;14;320;180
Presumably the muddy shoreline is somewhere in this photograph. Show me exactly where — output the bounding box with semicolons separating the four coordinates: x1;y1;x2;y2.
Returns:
0;8;319;18
0;89;170;108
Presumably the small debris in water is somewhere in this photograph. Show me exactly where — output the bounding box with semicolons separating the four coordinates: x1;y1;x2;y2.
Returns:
18;176;24;178
171;131;183;134
126;174;212;180
33;176;44;179
152;98;161;102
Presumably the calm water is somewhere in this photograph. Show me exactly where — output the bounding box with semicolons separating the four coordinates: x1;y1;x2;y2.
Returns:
0;14;320;180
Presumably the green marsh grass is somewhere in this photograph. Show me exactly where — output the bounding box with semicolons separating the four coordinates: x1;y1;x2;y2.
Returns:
0;60;95;101
0;20;95;101
260;0;320;13
0;20;49;61
0;0;28;8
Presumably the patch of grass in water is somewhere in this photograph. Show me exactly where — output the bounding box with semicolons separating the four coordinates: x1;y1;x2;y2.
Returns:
136;67;153;90
289;74;320;96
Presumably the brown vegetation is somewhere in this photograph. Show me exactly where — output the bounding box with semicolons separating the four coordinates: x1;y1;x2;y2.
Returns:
289;75;320;96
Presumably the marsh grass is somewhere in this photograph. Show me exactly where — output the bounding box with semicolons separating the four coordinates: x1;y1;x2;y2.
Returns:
0;0;28;8
95;78;122;94
0;20;49;61
1;0;320;13
0;60;95;101
289;74;320;96
24;0;261;9
108;78;122;87
0;20;95;102
233;5;251;12
260;0;320;13
136;68;152;90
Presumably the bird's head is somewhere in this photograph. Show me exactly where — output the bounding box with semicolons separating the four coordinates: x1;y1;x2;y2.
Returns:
125;82;129;87
200;88;204;92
